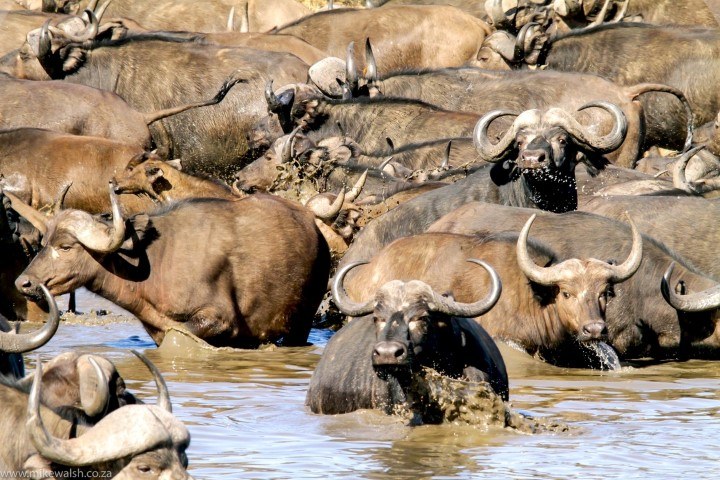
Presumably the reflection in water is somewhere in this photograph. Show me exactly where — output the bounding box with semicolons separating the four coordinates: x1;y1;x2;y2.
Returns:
23;289;720;478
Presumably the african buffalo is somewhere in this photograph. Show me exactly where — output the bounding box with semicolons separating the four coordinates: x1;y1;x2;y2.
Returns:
355;65;691;166
0;354;193;479
7;27;309;178
44;0;311;32
12;185;330;348
341;214;642;368
0;128;153;214
579;194;720;280
113;152;238;204
307;259;508;419
489;23;720;152
428;202;720;360
273;6;492;74
0;72;243;152
554;0;718;27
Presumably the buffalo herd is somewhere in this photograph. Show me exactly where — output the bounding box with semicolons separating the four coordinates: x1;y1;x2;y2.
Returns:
1;0;720;476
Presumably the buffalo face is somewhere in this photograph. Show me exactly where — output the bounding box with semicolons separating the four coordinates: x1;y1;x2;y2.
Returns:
113;152;182;200
517;214;643;344
11;184;126;299
332;260;502;376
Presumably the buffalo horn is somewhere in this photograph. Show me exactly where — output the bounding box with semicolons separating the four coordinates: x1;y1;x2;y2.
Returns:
429;259;502;317
264;80;283;113
486;0;508;27
74;183;126;253
672;146;704;193
364;38;378;83
78;356;109;417
28;358;184;466
331;262;375;316
346;170;368;202
312;190;345;220
514;22;538;62
281;125;303;163
346;42;358;93
605;213;643;282
473;110;534;162
3;190;48;236
517;214;574;285
545;101;627;154
662;262;720;312
131;350;173;413
240;2;249;33
0;285;59;354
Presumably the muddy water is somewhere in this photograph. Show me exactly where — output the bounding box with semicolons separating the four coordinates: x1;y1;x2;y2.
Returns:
25;290;720;479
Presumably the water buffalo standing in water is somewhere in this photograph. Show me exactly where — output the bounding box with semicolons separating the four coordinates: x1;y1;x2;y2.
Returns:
307;259;507;419
0;354;193;478
11;185;330;348
341;213;642;368
428;202;720;360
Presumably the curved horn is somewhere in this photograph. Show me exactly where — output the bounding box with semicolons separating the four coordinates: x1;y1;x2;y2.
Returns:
79;356;109;417
429;259;502;317
331;261;375;316
37;19;53;61
378;155;395;174
514;22;538;62
473;110;524;162
661;262;720;312
28;357;181;467
487;0;508;26
346;41;358;93
312;190;345;220
545;101;627;154
3;190;48;236
0;284;59;353
346;170;367;202
264;80;282;114
587;0;612;27
516;214;573;285
672;146;704;193
74;183;125;253
604;213;643;283
131;350;172;413
364;38;377;83
52;182;72;215
93;0;114;21
86;0;99;10
281;125;302;163
65;9;99;42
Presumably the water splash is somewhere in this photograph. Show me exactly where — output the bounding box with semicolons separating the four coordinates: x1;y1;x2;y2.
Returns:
580;341;622;371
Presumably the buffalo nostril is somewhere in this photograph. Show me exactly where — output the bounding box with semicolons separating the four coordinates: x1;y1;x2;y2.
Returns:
22;280;32;288
583;322;607;338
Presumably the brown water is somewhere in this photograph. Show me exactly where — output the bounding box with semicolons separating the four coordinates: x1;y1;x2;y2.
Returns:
26;290;720;479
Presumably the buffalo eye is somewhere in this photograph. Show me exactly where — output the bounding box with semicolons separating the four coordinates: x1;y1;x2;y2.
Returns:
557;137;567;145
146;167;160;176
58;244;73;252
561;291;571;299
136;464;153;474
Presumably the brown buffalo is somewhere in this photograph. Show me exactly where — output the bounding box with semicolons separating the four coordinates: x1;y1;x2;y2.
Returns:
113;152;239;204
12;186;330;348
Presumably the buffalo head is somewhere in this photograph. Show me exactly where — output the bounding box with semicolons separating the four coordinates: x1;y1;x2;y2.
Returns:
332;259;501;374
27;351;193;479
12;184;128;299
475;101;627;171
518;213;642;343
113;152;183;201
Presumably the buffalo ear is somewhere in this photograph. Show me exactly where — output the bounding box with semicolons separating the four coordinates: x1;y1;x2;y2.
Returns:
120;214;154;250
327;145;353;164
165;159;182;171
146;166;165;183
529;282;558;306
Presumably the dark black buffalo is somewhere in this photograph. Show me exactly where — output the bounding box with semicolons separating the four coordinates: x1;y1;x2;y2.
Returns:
307;260;507;420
